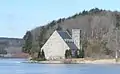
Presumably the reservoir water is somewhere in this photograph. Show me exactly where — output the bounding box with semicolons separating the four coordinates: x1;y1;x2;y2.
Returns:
0;59;120;74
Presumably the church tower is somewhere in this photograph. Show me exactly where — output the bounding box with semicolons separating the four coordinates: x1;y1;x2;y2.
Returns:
72;29;82;50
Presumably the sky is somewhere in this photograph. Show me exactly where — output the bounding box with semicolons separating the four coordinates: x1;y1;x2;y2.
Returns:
0;0;120;38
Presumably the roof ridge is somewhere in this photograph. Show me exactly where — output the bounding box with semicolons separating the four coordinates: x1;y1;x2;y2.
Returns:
66;31;72;38
56;30;67;32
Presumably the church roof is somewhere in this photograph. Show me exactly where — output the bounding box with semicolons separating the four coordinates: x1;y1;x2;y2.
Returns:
57;31;71;39
57;31;78;49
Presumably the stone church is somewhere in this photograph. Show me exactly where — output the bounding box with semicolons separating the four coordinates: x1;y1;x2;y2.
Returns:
41;29;81;60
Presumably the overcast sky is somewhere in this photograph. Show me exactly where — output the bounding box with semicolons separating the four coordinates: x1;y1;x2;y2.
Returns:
0;0;120;38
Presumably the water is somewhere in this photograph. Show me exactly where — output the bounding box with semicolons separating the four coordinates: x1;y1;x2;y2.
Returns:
0;59;120;74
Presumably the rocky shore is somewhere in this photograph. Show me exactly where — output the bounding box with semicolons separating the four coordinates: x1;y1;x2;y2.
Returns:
25;58;120;64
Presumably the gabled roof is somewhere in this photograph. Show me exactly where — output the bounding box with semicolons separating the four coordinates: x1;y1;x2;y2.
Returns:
57;31;78;49
57;31;71;39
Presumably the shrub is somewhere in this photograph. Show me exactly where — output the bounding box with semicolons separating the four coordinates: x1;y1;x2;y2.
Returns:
65;50;72;59
75;49;84;58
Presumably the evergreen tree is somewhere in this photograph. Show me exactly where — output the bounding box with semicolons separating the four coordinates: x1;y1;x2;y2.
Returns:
41;50;45;59
72;13;78;18
82;10;88;15
89;8;102;13
22;31;33;54
56;25;62;31
65;50;72;59
38;26;46;58
76;49;84;58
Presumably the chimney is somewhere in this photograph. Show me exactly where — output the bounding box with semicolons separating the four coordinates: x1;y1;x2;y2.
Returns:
72;29;82;49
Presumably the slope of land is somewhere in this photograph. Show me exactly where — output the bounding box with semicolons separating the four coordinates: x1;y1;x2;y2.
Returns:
23;8;120;59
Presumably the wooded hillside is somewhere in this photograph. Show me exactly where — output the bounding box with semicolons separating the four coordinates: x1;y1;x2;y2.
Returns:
23;8;120;59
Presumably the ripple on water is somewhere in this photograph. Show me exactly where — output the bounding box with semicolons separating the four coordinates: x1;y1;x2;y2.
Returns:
0;59;120;74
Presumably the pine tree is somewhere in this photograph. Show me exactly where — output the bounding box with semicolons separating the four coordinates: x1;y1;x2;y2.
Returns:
22;31;33;54
41;50;45;59
65;50;72;59
38;26;46;58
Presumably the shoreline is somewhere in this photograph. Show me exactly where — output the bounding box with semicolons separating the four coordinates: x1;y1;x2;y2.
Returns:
25;58;120;64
